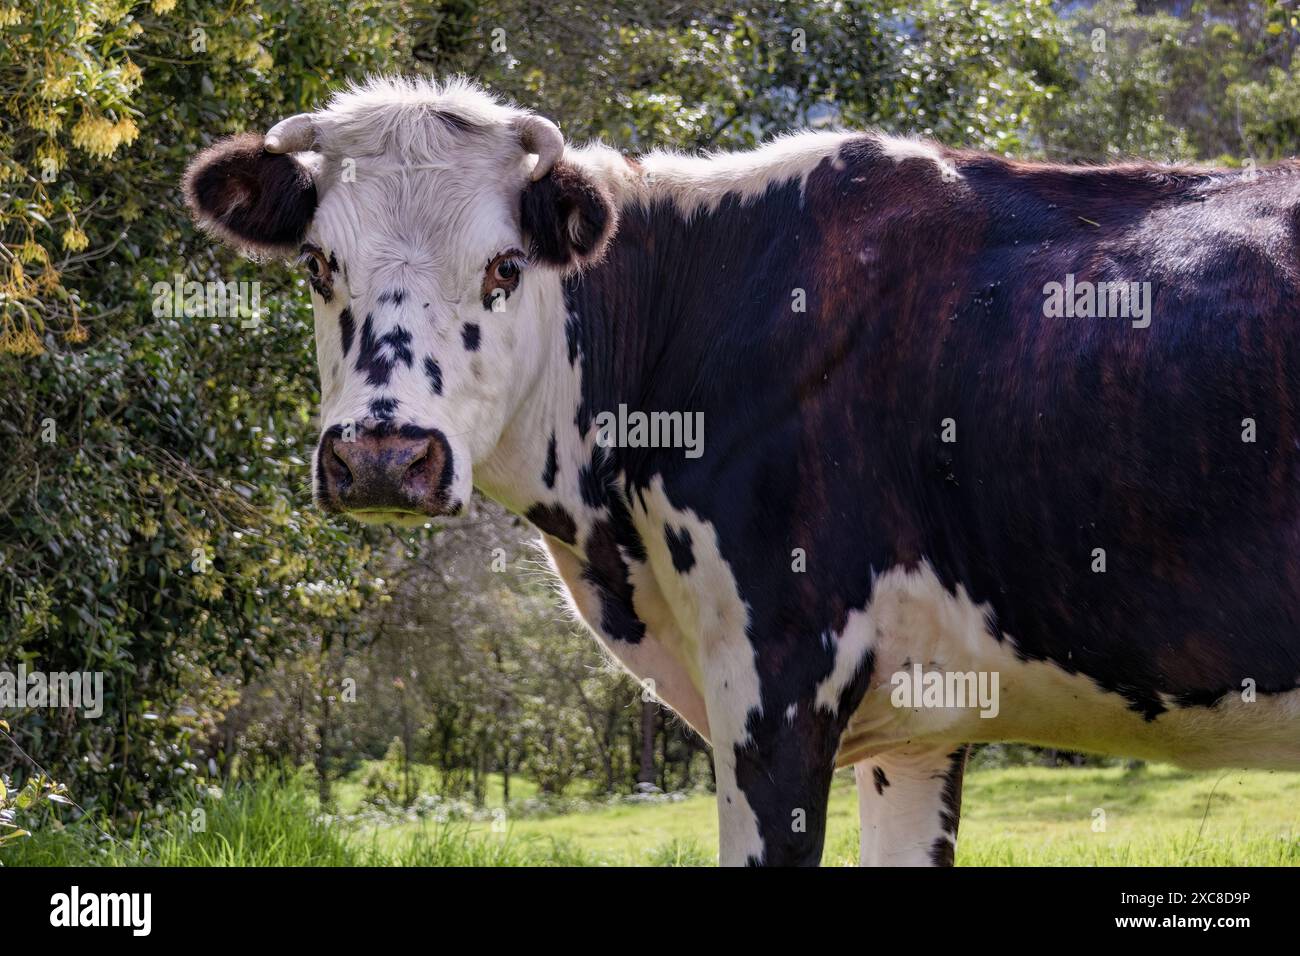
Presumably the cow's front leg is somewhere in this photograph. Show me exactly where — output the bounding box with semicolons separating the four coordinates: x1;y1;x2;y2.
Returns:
854;745;969;866
707;684;844;866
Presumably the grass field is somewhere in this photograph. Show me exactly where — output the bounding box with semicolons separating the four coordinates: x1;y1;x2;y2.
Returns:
6;764;1298;866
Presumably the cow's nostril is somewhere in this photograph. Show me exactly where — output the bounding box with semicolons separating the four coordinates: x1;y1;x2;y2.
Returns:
317;426;452;516
399;438;438;495
319;433;355;500
331;442;349;472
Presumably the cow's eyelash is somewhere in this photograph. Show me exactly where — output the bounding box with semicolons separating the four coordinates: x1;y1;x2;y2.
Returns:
299;250;335;286
487;249;527;273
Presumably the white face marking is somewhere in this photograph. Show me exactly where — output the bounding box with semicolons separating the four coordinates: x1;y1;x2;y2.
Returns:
299;79;561;512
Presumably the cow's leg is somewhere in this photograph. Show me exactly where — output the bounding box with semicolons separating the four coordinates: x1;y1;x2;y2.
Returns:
707;689;845;867
854;745;969;866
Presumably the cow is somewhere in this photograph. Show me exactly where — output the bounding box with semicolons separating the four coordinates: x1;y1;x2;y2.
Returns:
184;76;1300;866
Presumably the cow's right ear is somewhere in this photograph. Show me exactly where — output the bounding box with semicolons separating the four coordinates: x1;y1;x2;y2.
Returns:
183;133;317;257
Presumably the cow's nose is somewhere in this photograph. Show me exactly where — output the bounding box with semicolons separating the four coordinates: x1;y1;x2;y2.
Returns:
317;426;453;517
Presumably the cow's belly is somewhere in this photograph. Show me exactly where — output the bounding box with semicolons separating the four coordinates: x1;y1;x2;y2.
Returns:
834;562;1300;771
542;534;712;739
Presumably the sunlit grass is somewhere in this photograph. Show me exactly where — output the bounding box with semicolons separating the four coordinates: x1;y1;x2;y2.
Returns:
346;764;1300;866
7;764;1298;866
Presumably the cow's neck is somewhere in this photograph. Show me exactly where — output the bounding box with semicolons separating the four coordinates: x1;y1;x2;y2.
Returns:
476;217;662;554
479;137;852;556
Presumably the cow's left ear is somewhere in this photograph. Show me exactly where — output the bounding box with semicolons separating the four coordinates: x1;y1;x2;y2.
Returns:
183;132;317;258
520;160;616;270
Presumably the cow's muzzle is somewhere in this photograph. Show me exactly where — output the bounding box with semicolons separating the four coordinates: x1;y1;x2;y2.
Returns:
317;424;455;520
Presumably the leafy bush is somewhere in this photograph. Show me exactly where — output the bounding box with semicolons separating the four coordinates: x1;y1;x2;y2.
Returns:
1;0;404;814
7;0;1300;827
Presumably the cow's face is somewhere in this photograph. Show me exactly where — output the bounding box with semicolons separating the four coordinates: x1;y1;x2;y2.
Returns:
183;79;614;525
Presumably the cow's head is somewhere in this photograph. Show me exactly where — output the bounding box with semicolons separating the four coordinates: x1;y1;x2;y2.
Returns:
183;78;616;524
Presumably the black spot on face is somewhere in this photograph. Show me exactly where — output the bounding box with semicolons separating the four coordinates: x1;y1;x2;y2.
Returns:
423;355;443;395
339;306;355;357
525;502;577;545
462;322;481;351
664;524;695;573
377;289;406;306
355;314;413;387
542;431;558;489
369;397;398;420
872;765;889;795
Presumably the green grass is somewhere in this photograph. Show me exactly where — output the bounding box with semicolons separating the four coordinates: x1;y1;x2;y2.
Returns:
958;764;1300;866
6;764;1298;866
330;761;541;813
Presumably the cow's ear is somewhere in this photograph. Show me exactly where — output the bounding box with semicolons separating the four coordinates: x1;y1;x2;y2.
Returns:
520;160;615;270
183;133;317;257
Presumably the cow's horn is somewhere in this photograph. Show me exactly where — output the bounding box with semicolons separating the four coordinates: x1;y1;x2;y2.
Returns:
516;114;564;181
264;113;318;154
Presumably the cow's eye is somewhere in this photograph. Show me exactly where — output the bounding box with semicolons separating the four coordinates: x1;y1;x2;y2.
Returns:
298;244;331;280
487;251;525;285
482;250;525;310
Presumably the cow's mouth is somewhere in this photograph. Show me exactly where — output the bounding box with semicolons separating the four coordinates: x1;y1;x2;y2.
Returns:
347;508;433;528
342;500;465;527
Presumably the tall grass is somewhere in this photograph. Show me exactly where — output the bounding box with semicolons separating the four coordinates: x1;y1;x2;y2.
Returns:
0;779;584;867
6;765;1298;867
2;781;349;866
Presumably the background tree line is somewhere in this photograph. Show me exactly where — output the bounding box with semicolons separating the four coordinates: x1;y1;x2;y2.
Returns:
3;0;1300;824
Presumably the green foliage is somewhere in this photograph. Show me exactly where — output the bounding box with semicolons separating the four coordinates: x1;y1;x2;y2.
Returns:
413;0;1067;152
0;718;75;853
7;0;1300;831
1;0;405;814
1033;1;1300;164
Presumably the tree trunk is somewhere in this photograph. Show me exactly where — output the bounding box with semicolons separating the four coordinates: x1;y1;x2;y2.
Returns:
401;691;413;806
473;734;488;808
316;660;332;810
659;714;669;791
638;699;657;786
